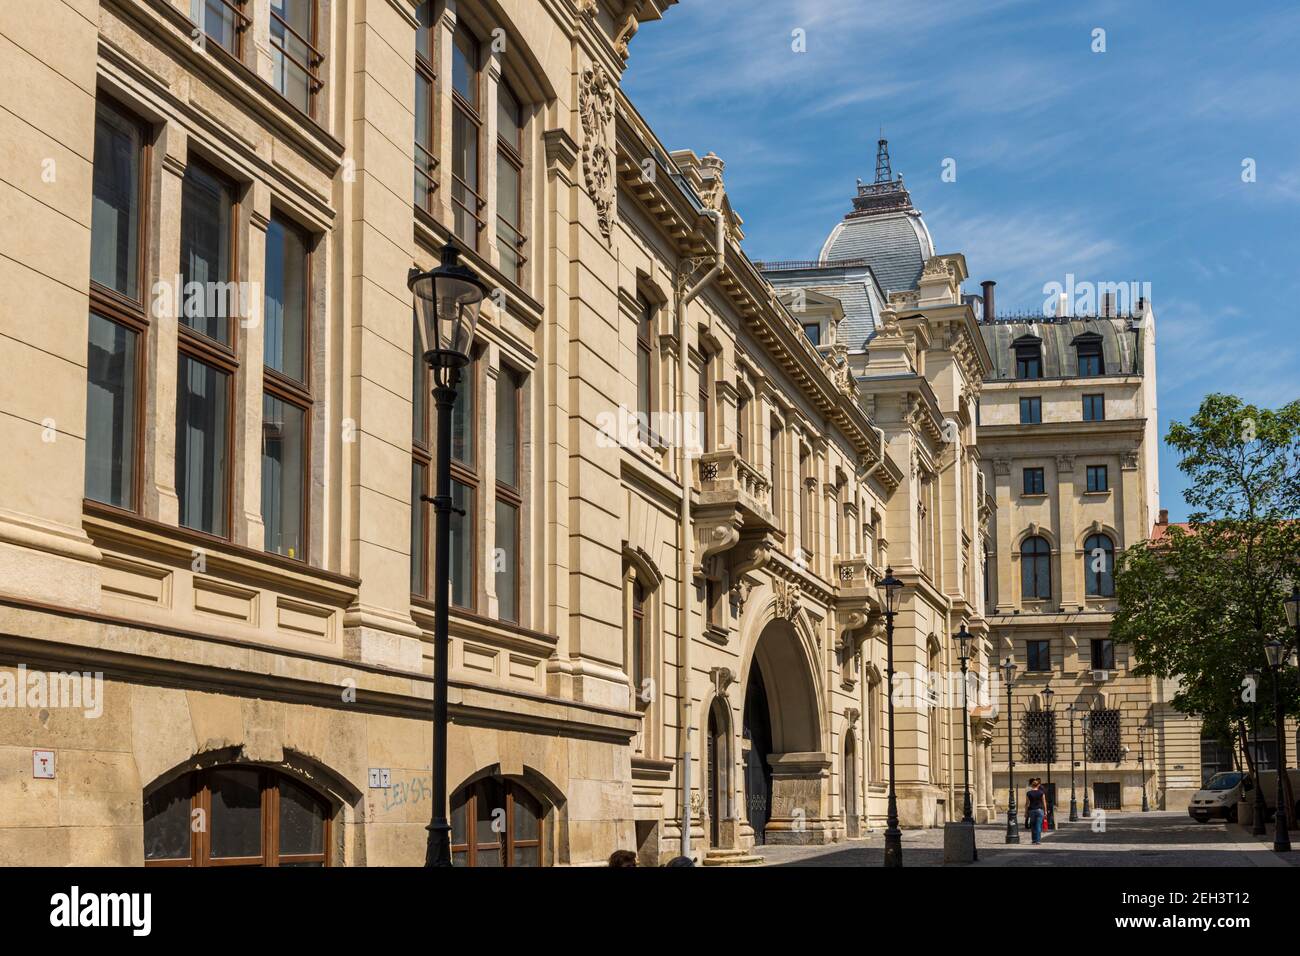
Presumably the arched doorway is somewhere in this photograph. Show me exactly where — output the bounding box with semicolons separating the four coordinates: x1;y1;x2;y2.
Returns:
706;698;731;847
844;731;859;837
742;617;823;845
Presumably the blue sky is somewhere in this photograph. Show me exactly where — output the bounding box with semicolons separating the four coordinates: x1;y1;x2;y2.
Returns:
623;0;1300;521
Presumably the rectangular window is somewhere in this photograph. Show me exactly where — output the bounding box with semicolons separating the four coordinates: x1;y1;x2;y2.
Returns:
449;479;474;609
631;581;646;702
802;323;821;346
1077;342;1103;376
736;394;748;460
180;161;235;344
496;83;526;284
698;351;712;454
261;212;311;559
411;460;428;595
1090;639;1116;670
264;215;308;383
86;98;149;512
1015;345;1042;379
1027;640;1051;672
270;0;323;117
769;423;782;518
449;354;479;610
261;393;305;558
636;296;654;444
176;355;231;535
800;448;813;558
1087;464;1109;492
1022;467;1045;495
1019;397;1042;424
191;0;248;57
451;26;484;248
1083;393;1105;421
91;102;143;301
495;367;522;623
414;2;437;211
85;314;140;509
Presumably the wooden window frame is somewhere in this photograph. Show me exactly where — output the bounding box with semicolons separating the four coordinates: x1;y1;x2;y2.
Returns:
631;577;646;708
736;391;749;461
635;295;655;445
449;351;480;611
262;212;314;561
144;766;331;867
414;2;439;212
1020;536;1051;600
1085;533;1115;596
270;0;325;120
1015;343;1043;380
494;364;523;623
1019;396;1042;425
697;349;713;455
1022;466;1045;496
177;158;240;540
1086;464;1109;493
194;0;251;60
495;80;527;284
87;96;152;515
1027;639;1051;672
451;779;544;867
1082;393;1105;422
450;24;486;249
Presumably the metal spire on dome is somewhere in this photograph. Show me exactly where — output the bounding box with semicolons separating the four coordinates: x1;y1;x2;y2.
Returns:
874;135;893;184
848;135;913;220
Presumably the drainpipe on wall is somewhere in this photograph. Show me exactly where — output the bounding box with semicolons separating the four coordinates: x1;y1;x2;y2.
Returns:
677;209;725;860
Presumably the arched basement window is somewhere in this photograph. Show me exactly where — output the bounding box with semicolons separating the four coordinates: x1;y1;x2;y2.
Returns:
144;766;331;866
451;776;545;867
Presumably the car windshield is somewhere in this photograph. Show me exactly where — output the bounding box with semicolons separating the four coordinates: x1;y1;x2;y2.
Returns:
1206;772;1243;790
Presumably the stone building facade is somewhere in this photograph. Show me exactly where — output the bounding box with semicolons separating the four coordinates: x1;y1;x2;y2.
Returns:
0;0;1174;868
976;300;1201;813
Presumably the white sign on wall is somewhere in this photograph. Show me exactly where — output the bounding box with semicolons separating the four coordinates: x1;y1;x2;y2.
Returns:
32;750;55;779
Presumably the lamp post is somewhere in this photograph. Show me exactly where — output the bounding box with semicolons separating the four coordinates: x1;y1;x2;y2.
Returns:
1081;711;1092;819
956;625;975;826
409;243;488;868
1001;657;1019;844
1043;685;1055;830
1247;666;1267;836
878;568;904;867
1264;636;1291;853
1067;703;1079;822
1138;720;1150;812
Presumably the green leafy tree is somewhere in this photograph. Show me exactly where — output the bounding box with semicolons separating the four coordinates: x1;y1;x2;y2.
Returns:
1113;394;1300;774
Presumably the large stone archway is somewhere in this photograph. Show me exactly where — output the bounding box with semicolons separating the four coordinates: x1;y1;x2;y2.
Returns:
741;616;833;846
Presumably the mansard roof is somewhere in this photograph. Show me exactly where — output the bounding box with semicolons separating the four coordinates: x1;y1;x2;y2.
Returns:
979;315;1145;379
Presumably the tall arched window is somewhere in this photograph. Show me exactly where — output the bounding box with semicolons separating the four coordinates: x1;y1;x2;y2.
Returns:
450;777;544;866
867;674;883;784
144;766;330;866
1084;533;1115;596
1020;535;1052;600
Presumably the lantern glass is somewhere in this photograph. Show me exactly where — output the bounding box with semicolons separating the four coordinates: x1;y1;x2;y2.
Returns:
877;567;903;614
1285;585;1300;629
1001;657;1017;684
410;244;487;369
1265;638;1284;669
955;625;972;662
1042;685;1054;707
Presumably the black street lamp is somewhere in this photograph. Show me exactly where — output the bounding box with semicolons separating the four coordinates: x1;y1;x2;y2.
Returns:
1081;711;1092;818
1138;719;1150;812
410;243;488;868
1066;703;1079;822
1247;666;1268;836
878;568;905;867
1001;657;1019;844
956;624;975;828
1264;636;1291;853
1043;684;1056;830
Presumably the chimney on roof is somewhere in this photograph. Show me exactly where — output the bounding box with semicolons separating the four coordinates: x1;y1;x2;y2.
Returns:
1158;508;1169;525
981;280;996;322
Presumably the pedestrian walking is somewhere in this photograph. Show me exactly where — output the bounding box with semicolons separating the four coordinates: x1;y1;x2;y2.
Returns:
1026;776;1047;845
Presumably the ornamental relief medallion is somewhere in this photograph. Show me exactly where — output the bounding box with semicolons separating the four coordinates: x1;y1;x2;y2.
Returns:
579;64;616;242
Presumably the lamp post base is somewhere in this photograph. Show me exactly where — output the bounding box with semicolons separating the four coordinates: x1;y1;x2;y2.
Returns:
425;819;453;868
884;827;903;867
1005;809;1020;844
1082;798;1091;819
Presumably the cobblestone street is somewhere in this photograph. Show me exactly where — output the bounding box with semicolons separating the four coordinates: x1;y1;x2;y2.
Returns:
755;812;1300;867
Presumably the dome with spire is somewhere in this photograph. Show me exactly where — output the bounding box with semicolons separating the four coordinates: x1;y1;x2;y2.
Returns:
817;138;934;295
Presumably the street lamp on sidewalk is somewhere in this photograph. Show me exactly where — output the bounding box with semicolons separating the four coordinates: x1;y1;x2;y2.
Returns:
956;625;975;826
1138;720;1150;812
1001;657;1019;844
410;243;488;868
1081;710;1092;819
1067;702;1079;822
1043;684;1056;830
1264;636;1291;853
878;567;904;868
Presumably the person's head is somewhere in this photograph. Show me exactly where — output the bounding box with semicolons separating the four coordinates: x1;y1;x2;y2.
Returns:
664;855;695;867
1030;777;1041;787
608;850;638;867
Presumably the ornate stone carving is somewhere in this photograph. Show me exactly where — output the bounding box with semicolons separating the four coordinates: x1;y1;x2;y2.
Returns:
773;578;802;621
1056;455;1075;473
710;666;736;700
579;64;615;242
992;458;1011;477
575;0;597;18
1121;450;1140;470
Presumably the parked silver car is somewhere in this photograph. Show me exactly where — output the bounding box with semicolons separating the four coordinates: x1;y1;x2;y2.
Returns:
1188;771;1248;822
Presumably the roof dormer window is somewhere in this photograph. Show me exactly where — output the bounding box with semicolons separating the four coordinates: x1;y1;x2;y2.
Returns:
1014;336;1043;379
1074;334;1104;376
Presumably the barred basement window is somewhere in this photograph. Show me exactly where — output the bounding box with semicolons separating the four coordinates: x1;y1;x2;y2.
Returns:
1021;709;1057;763
1088;708;1123;762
